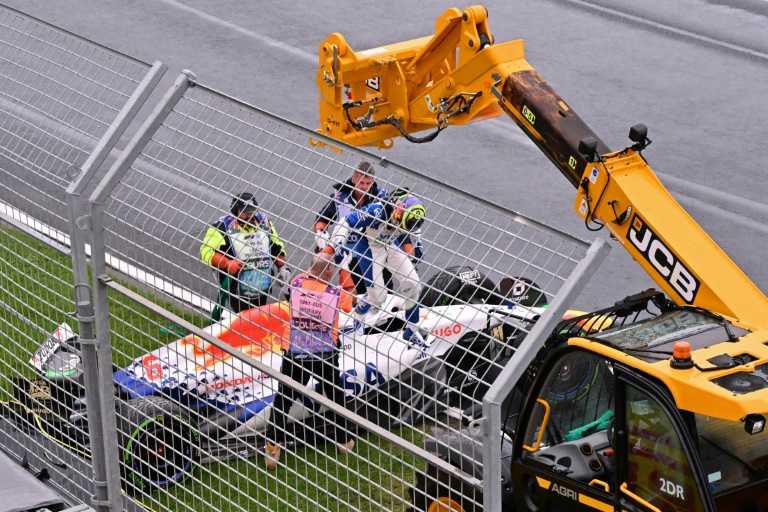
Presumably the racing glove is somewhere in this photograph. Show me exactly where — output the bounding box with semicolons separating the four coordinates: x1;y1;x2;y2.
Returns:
327;221;351;251
335;246;354;271
330;233;347;252
314;229;330;250
277;266;292;284
211;253;243;275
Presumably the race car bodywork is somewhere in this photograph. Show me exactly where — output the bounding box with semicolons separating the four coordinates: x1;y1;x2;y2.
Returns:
113;291;542;439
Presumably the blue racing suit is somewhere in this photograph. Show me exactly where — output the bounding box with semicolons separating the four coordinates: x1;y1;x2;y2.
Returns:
338;202;424;340
315;178;387;292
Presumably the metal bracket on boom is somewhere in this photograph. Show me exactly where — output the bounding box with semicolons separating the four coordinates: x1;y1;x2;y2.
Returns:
608;201;632;225
317;6;527;149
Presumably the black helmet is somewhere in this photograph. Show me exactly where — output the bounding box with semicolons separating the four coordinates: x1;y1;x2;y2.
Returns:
383;188;410;222
230;192;258;215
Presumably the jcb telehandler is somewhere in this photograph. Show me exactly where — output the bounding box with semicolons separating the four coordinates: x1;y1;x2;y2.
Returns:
317;6;768;511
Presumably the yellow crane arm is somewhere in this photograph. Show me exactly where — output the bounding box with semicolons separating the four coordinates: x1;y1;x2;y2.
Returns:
317;6;530;149
317;6;768;325
494;70;768;325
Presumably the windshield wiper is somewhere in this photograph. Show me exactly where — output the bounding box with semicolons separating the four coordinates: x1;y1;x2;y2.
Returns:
683;306;738;342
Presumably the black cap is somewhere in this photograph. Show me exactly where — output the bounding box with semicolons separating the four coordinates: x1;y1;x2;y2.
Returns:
230;192;258;215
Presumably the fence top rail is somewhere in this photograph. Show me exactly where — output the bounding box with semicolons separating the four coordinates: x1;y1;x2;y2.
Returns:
192;80;589;249
0;3;151;69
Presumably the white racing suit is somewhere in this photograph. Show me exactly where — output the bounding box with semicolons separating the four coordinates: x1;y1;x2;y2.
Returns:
331;202;424;344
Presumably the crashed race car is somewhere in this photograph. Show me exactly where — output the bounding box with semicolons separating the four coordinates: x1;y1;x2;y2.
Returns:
8;265;551;492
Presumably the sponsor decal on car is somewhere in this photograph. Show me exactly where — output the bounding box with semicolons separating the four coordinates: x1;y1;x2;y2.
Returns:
205;375;268;391
143;355;164;381
29;380;51;401
458;270;480;284
432;324;462;338
341;363;385;398
30;322;75;370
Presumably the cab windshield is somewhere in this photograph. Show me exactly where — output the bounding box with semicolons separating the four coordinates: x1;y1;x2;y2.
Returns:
592;309;750;352
695;414;768;496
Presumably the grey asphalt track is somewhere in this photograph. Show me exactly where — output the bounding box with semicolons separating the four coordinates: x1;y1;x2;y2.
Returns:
4;0;768;311
1;2;767;509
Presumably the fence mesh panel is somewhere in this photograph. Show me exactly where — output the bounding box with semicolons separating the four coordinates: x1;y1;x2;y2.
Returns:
97;82;591;511
0;5;602;511
0;5;152;508
0;5;148;228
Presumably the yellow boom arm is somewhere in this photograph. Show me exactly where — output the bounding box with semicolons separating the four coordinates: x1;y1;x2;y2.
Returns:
317;6;768;326
494;70;768;326
317;6;530;149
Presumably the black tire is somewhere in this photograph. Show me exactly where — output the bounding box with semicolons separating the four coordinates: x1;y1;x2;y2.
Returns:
116;396;199;493
420;266;496;307
439;329;513;416
443;331;492;390
409;464;482;512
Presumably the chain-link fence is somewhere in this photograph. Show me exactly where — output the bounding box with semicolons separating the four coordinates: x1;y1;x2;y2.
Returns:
0;4;165;510
80;72;608;512
0;6;611;512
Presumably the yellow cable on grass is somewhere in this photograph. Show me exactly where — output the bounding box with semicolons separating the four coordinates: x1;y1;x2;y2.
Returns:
2;399;90;458
1;399;159;512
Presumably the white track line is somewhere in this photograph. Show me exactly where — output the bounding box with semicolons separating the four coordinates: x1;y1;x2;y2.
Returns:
0;199;216;313
675;195;768;236
156;0;316;63
559;0;768;61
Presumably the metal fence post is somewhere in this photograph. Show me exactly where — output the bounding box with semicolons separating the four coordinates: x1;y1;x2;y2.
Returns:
86;72;192;509
64;62;167;510
481;237;611;512
87;202;125;508
65;194;109;512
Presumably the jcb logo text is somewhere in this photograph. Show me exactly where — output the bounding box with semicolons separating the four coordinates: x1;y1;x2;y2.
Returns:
627;214;699;303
